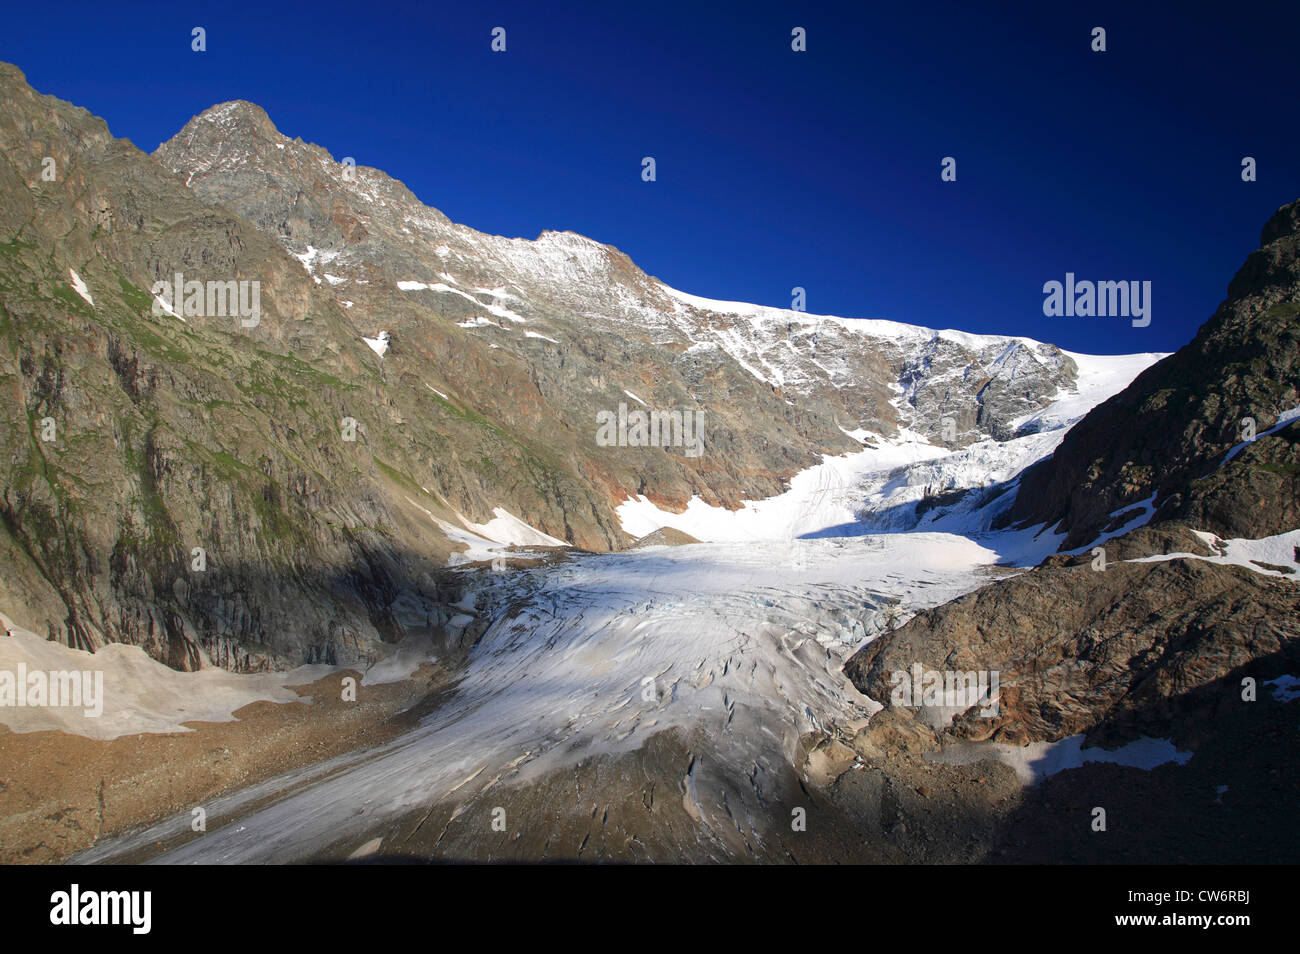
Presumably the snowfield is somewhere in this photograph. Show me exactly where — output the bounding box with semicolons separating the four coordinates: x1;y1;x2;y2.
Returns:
617;348;1166;563
1128;528;1300;580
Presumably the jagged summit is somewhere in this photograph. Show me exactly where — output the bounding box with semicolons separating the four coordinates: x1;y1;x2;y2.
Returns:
194;98;275;126
167;100;279;147
153;87;1113;449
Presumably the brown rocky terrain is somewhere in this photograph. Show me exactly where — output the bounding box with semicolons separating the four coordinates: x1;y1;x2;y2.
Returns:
846;526;1299;747
0;662;458;863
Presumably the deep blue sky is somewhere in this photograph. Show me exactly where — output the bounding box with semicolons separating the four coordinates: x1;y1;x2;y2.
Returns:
4;1;1298;354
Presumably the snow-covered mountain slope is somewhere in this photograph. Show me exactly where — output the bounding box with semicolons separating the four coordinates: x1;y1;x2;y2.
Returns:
156;99;1155;472
616;347;1165;551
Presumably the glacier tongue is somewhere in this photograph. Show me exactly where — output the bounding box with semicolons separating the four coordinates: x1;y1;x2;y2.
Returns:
72;533;1000;864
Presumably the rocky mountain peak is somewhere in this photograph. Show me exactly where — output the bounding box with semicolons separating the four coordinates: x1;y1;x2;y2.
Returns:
1261;198;1300;247
193;99;277;134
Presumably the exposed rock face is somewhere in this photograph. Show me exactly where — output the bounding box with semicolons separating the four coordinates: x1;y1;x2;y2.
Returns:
627;527;700;548
837;520;1300;863
1000;199;1300;549
845;532;1299;747
0;64;1088;669
0;64;527;667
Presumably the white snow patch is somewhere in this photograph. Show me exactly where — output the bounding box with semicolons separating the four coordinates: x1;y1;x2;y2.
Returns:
463;508;568;549
152;293;184;322
397;281;526;321
68;269;93;307
293;246;323;273
481;300;527;324
1011;349;1167;434
658;281;1042;352
931;734;1193;786
617;430;947;543
1264;674;1300;703
1126;528;1300;579
1220;404;1300;466
403;497;566;565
